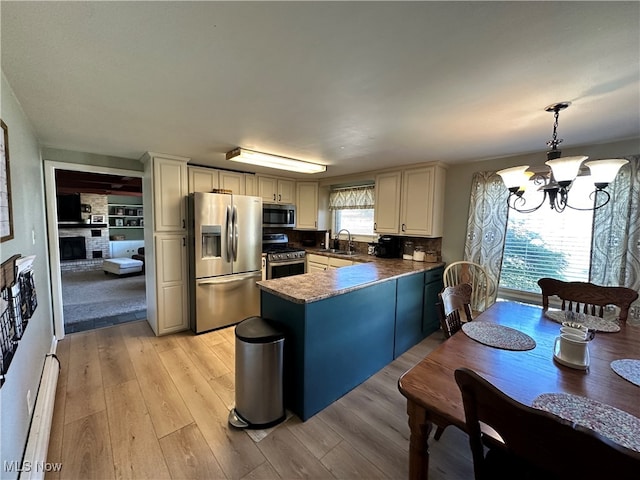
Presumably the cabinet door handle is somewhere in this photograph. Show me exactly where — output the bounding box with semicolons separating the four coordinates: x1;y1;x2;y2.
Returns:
314;221;317;228
278;194;281;201
182;219;186;229
273;194;276;201
182;237;186;247
374;222;377;231
402;223;406;232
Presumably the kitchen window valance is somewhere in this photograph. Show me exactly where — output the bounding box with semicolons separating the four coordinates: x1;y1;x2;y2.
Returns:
329;185;375;210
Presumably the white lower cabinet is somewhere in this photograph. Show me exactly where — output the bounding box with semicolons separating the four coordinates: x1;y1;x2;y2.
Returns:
328;257;353;269
307;253;328;272
152;234;188;334
306;253;355;271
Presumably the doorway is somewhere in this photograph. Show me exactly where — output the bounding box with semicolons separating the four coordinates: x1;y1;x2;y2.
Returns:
44;161;146;339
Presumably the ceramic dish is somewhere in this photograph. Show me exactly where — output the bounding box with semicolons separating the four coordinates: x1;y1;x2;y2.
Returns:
553;338;590;370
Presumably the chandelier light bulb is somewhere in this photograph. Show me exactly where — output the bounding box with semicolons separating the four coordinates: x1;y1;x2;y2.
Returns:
497;165;531;191
545;156;588;185
584;159;629;188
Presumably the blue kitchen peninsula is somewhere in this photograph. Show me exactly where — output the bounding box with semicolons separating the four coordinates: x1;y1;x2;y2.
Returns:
257;259;444;421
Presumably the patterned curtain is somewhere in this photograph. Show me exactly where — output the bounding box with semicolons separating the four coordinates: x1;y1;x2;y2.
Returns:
464;171;510;304
329;185;375;210
590;155;640;324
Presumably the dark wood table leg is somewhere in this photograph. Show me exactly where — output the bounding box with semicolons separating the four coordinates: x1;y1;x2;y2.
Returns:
407;400;432;480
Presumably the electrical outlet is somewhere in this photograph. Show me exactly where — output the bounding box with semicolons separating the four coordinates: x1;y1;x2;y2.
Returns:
27;390;33;416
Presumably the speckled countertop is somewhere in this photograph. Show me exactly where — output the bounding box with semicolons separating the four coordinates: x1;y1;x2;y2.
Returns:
257;251;444;304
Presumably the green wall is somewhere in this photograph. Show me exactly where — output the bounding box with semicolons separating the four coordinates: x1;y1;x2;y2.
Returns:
41;147;142;172
0;73;54;477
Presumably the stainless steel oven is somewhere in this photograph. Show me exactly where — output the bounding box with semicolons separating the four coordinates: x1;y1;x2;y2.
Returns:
263;233;306;279
263;204;296;228
267;255;305;279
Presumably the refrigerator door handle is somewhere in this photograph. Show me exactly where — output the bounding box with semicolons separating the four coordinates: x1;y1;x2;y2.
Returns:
226;204;233;262
196;273;260;285
232;205;239;261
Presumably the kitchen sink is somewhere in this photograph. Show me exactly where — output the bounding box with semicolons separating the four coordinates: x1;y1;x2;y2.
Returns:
318;249;357;256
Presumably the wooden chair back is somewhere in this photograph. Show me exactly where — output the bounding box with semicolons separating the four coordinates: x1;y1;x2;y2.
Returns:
438;283;473;339
443;261;490;314
537;277;638;323
454;368;640;480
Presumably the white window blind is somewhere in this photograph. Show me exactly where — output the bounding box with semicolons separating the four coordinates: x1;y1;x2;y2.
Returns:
330;185;375;236
329;185;375;210
499;175;594;294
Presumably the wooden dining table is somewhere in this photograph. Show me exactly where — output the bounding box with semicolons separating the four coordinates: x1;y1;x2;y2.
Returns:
398;301;640;480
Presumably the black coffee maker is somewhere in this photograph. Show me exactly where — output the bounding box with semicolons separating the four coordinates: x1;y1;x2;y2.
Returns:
376;236;400;258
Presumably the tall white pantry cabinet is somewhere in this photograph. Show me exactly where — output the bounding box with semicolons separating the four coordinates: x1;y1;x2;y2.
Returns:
141;152;190;335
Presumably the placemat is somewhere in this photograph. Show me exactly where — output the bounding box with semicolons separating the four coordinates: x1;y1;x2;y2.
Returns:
611;359;640;387
532;393;640;452
461;322;536;351
544;310;620;333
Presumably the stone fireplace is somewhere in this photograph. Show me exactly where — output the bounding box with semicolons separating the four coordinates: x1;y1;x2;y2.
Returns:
60;236;86;260
58;227;109;272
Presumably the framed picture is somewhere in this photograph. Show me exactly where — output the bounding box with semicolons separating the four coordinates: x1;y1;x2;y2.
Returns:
91;214;105;224
115;207;125;216
137;208;143;216
115;218;124;227
1;120;14;242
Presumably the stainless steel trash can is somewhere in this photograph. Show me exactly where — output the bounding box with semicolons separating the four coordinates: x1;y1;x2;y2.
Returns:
228;316;285;429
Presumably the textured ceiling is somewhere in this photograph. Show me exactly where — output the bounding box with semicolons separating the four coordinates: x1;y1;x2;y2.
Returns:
2;1;639;178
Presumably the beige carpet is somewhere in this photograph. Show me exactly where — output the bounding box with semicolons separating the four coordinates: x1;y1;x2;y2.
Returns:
61;269;147;324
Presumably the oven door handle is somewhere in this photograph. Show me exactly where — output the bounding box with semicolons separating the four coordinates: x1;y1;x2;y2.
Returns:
268;258;306;267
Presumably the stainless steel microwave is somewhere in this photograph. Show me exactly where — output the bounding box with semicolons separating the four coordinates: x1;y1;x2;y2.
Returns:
263;204;296;228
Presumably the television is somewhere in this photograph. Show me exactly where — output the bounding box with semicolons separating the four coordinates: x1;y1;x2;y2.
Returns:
56;193;82;222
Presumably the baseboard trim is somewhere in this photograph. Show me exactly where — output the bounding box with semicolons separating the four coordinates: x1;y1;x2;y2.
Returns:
21;338;60;480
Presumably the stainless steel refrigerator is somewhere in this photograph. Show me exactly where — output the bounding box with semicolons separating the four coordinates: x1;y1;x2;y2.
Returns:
189;192;262;333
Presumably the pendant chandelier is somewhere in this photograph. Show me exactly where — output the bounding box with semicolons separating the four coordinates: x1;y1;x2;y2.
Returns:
497;102;628;213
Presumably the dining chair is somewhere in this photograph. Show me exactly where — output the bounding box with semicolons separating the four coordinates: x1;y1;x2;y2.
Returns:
537;277;639;323
438;283;473;339
443;261;490;315
454;367;640;480
432;283;474;442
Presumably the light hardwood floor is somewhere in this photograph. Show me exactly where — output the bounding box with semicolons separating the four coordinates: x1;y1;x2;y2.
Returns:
46;320;473;479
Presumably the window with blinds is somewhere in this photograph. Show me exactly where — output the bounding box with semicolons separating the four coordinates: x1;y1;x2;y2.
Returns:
329;185;375;236
498;175;594;294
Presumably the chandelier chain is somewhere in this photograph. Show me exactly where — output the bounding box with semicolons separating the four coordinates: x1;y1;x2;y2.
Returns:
546;108;563;150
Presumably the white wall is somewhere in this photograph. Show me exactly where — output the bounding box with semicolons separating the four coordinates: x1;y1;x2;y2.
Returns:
441;138;640;264
0;73;54;478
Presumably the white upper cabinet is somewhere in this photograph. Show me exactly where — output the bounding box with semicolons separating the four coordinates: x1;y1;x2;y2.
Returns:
296;182;320;230
150;155;188;232
245;174;257;196
374;171;402;234
375;164;446;237
400;166;445;237
278;178;295;204
219;170;245;194
258;175;295;204
188;165;219;193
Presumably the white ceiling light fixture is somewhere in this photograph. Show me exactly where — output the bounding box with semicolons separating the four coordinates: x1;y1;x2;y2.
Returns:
226;148;327;174
497;102;628;213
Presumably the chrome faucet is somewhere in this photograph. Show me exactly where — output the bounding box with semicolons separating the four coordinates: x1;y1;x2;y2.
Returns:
337;229;352;253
